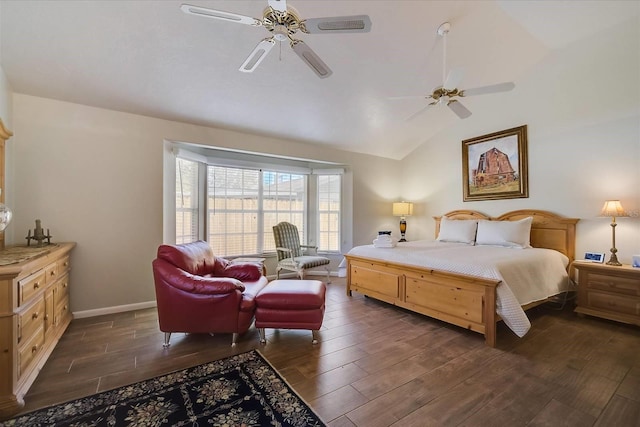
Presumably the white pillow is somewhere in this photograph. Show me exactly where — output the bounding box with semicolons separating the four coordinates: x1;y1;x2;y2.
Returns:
436;217;478;245
475;217;533;249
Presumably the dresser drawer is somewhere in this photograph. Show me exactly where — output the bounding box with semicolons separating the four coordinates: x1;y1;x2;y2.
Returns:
18;326;45;377
18;270;46;306
55;295;70;327
45;261;59;284
19;298;46;345
587;291;640;317
59;255;71;274
55;274;70;306
586;273;640;297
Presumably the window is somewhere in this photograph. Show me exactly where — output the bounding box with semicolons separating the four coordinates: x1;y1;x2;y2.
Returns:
318;174;341;251
174;148;342;257
262;171;307;253
175;158;199;244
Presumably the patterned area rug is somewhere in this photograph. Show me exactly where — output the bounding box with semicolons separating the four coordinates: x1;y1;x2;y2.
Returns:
1;350;324;427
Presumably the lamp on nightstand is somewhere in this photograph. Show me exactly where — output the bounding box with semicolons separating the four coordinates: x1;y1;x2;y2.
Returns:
600;200;628;266
393;201;413;242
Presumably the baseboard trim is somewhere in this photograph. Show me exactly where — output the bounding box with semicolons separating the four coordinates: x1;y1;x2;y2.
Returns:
73;301;157;319
73;271;338;319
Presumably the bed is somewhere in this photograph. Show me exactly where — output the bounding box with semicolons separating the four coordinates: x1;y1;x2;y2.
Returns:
345;209;579;347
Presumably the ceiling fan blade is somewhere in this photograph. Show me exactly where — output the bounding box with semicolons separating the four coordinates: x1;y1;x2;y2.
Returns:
180;4;261;26
239;38;275;73
268;0;287;12
291;40;333;78
448;100;472;119
460;82;515;97
302;15;372;34
406;103;435;121
388;95;431;101
443;67;464;90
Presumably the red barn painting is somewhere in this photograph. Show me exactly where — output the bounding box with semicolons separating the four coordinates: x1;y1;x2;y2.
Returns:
471;147;516;187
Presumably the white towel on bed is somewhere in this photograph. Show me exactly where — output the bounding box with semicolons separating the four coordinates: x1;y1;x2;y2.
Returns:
373;236;397;248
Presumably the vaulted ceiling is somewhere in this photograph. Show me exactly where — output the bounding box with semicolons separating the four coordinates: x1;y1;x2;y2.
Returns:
1;1;637;159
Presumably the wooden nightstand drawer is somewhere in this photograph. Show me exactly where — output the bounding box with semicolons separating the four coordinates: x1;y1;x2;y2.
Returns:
586;273;640;296
18;270;46;306
575;263;640;326
587;291;640;317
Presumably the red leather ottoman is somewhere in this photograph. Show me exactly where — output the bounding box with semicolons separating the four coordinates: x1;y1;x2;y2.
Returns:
254;279;326;344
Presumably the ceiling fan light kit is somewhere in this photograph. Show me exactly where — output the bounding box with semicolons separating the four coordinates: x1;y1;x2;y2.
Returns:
181;1;371;78
396;21;515;120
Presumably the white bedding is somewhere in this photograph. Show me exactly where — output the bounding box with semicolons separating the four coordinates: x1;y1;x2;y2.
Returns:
346;240;570;337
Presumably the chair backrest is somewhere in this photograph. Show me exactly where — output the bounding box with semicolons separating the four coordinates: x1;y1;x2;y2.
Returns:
272;222;302;260
157;240;221;276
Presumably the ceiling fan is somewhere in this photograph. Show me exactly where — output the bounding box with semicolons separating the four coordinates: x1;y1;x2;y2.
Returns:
180;0;372;78
396;22;515;120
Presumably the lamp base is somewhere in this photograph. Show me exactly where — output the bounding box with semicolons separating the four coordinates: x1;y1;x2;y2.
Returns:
606;254;622;266
399;218;407;243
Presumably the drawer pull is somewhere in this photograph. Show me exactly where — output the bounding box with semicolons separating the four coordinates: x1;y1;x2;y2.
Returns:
31;344;39;353
34;282;40;289
45;314;49;321
64;261;69;267
50;271;56;276
62;282;68;288
32;312;39;320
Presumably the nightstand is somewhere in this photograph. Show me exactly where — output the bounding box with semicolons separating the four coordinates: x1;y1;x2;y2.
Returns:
574;262;640;326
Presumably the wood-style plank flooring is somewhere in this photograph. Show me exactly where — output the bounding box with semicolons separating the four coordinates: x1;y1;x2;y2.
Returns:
16;278;640;426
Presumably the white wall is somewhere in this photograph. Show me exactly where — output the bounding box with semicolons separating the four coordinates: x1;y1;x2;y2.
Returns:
401;16;640;264
10;95;401;313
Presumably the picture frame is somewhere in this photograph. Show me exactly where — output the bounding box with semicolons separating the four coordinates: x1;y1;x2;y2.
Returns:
462;125;528;202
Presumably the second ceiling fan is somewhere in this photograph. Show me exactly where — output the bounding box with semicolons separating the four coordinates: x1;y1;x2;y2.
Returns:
397;22;515;120
181;0;372;78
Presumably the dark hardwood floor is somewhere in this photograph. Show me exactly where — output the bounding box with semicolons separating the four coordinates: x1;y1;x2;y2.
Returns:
15;278;640;426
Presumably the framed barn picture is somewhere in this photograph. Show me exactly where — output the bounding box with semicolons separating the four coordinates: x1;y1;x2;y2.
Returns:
462;125;528;201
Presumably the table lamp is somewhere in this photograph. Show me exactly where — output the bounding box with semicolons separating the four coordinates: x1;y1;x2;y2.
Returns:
392;201;413;242
600;200;628;266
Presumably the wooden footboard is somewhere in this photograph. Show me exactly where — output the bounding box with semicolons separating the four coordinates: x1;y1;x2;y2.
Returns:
346;255;501;346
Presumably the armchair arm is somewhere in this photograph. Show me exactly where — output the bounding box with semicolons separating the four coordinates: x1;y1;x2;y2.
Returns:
276;247;294;259
300;244;319;255
155;262;246;294
222;263;263;281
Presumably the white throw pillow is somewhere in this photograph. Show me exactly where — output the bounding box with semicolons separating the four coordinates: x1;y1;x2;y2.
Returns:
475;217;533;249
436;217;478;245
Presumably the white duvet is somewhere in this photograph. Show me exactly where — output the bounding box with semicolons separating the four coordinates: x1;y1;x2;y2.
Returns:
346;240;570;337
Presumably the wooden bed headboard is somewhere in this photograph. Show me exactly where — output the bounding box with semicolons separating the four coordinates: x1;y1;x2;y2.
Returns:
434;209;579;261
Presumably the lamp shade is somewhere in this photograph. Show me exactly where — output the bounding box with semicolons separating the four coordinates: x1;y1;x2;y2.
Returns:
600;200;628;217
392;202;414;217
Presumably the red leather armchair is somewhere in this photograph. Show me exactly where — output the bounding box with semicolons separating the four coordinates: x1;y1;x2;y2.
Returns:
152;240;268;347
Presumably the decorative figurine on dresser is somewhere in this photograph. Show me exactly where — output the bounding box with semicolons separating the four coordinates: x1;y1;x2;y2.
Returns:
25;219;53;247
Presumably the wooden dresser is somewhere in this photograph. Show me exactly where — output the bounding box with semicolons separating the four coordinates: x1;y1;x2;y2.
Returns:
0;242;75;418
574;262;640;326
